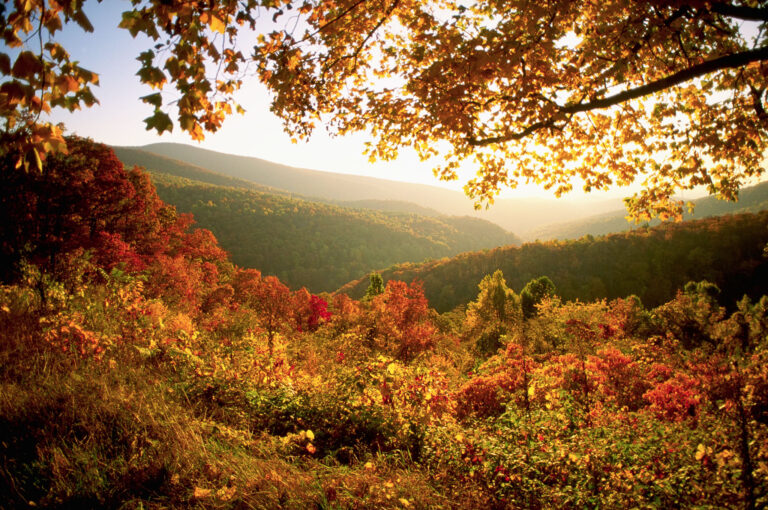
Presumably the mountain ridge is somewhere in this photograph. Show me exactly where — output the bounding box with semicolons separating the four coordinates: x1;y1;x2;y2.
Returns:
526;180;768;241
120;142;624;233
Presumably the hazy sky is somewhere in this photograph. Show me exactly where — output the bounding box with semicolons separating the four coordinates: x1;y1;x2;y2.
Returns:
40;2;702;203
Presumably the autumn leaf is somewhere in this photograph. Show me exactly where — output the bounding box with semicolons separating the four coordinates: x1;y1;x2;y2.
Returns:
695;443;708;461
193;487;212;499
144;110;173;134
141;92;163;108
209;15;226;34
11;51;42;78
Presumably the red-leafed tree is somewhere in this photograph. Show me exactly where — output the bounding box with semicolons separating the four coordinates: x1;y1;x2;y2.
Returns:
369;280;436;362
292;288;331;333
0;137;138;281
232;269;292;358
0;137;229;311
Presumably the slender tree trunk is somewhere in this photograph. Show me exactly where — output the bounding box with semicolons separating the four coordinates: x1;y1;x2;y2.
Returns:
733;365;756;510
521;334;531;421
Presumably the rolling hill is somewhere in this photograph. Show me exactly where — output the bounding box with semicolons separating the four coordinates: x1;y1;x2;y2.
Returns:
526;181;768;241
338;211;768;312
116;142;624;233
113;146;287;196
146;172;520;292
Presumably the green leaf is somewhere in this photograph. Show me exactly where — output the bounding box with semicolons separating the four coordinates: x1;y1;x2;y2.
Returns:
136;65;166;89
119;11;141;37
179;114;196;132
141;92;163;108
136;50;155;66
144;110;173;134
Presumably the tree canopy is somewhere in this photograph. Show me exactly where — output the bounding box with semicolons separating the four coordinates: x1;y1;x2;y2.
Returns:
3;1;768;217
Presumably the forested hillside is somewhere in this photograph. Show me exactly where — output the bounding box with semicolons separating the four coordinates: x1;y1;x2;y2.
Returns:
151;174;520;292
116;147;446;218
340;212;768;312
527;181;768;241
332;199;443;217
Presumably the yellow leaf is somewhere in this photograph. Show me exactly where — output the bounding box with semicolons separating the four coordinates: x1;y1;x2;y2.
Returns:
209;15;226;34
193;487;211;499
306;430;314;440
399;498;411;507
455;433;464;442
387;362;397;375
364;461;374;470
695;443;706;460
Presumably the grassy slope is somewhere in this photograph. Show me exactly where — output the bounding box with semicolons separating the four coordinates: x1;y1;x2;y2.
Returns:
0;289;451;509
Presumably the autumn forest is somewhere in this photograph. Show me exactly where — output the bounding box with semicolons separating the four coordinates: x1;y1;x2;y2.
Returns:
3;1;768;509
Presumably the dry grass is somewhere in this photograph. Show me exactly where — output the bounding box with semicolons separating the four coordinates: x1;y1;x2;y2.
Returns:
0;303;452;509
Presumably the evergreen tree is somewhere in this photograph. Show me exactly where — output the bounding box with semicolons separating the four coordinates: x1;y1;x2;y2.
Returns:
466;270;522;355
364;272;385;301
521;276;557;319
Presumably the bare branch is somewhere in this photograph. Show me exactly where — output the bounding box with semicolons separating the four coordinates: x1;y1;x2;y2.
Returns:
322;0;400;74
467;119;558;146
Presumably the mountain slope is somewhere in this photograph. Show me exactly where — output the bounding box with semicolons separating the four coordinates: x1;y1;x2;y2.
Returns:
149;172;520;292
526;181;768;241
120;142;624;233
338;212;768;312
113;146;285;196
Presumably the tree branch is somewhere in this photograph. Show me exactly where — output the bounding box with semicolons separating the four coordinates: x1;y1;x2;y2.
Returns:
564;45;768;113
322;0;400;75
468;45;768;146
294;0;369;45
467;120;556;146
709;2;768;22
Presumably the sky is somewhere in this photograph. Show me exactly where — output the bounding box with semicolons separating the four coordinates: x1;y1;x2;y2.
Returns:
33;2;708;203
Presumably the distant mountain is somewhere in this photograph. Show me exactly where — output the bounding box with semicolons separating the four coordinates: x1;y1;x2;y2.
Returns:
118;143;624;233
525;181;768;241
113;147;286;196
338;211;768;313
144;171;519;293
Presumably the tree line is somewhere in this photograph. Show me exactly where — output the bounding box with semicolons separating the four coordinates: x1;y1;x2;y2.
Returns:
340;214;768;313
